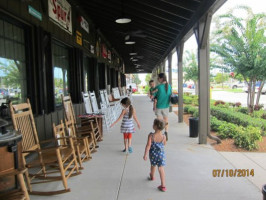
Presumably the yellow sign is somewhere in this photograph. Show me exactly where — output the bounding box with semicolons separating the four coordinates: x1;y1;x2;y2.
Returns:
76;31;82;46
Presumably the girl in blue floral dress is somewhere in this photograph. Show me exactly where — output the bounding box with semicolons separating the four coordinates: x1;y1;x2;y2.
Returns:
143;119;166;192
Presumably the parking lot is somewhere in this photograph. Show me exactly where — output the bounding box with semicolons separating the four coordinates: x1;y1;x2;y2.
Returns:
183;88;266;108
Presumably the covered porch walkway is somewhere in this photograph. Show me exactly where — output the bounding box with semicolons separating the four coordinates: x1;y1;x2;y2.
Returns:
31;95;260;200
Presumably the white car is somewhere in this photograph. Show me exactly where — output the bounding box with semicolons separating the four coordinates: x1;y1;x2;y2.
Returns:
230;82;245;89
242;83;266;94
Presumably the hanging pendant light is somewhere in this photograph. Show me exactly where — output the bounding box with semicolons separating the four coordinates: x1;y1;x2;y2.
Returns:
125;41;135;44
115;0;131;24
125;35;135;44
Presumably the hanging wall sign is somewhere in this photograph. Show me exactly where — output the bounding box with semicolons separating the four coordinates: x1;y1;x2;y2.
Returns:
48;0;72;34
79;16;89;33
90;45;94;54
102;44;107;59
28;5;42;21
107;50;111;63
76;31;82;46
96;41;100;57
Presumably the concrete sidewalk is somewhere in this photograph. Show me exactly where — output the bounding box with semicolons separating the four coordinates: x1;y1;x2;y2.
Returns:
31;95;262;200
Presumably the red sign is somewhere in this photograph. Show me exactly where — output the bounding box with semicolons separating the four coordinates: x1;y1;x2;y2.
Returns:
102;44;107;59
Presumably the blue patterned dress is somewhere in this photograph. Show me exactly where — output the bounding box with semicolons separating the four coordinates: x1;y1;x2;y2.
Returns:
149;133;166;167
120;108;135;133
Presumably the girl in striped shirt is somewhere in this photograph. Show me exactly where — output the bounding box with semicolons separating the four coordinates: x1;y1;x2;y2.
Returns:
110;97;141;154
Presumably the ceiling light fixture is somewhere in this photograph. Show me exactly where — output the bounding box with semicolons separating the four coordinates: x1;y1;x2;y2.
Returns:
125;40;135;45
125;35;135;44
115;0;131;24
132;59;138;61
129;52;137;56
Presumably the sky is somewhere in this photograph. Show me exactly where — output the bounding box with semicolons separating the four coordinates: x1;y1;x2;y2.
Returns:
138;0;266;85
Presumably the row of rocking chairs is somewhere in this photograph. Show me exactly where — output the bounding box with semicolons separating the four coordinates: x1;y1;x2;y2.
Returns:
6;94;103;198
3;87;129;199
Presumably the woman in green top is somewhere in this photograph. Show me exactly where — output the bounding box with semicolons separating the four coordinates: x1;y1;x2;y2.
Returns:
153;73;171;140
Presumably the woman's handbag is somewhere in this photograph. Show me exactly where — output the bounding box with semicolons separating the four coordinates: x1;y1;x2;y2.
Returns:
170;94;178;104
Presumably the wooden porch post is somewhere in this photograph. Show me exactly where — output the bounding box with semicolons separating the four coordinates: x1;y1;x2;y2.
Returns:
168;54;172;112
194;12;212;144
176;41;184;123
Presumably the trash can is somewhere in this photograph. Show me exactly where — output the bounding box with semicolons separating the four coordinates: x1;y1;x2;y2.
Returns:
262;184;266;200
189;117;198;137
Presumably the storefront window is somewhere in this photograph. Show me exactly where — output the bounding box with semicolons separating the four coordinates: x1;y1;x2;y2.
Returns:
52;42;69;107
0;19;27;104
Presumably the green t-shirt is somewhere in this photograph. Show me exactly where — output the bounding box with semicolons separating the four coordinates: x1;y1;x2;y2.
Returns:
149;87;156;96
154;83;172;109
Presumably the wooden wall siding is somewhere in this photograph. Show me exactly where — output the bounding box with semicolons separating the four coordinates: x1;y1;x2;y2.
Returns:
34;103;84;140
0;0;123;139
0;0;96;57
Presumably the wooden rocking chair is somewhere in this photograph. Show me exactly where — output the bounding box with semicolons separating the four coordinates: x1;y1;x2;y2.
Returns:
63;119;94;166
0;168;30;200
9;99;80;195
61;94;100;148
82;91;104;139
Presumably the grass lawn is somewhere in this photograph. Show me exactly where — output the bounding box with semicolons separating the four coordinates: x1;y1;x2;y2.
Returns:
212;88;243;93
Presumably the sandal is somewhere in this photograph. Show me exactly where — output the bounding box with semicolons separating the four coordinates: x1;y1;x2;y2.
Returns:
148;173;154;181
157;185;166;192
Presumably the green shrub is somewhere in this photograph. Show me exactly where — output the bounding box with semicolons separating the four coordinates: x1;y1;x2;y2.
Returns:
217;123;238;139
188;107;198;115
210;99;216;106
183;96;193;104
184;105;192;113
190;95;198;106
210;106;266;134
234;126;262;150
193;110;199;117
210;116;227;132
216;103;229;109
251;110;265;119
237;107;249;114
191;95;198;100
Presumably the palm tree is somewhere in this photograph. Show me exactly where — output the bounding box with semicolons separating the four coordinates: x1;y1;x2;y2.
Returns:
183;50;198;95
211;6;266;112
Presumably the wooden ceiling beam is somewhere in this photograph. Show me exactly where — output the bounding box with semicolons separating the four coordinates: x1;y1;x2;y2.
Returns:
131;0;192;20
160;0;199;12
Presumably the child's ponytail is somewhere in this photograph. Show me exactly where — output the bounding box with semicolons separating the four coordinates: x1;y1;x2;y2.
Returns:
129;105;133;118
121;97;133;118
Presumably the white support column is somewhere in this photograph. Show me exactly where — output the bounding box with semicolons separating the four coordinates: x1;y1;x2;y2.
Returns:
160;63;164;73
176;41;184;123
194;12;212;144
151;68;157;85
168;54;172;112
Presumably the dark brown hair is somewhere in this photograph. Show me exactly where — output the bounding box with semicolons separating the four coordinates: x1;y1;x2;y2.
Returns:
121;97;133;118
149;80;154;84
158;73;168;92
153;118;165;131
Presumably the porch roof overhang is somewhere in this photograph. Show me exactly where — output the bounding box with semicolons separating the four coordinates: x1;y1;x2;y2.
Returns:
76;0;226;73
